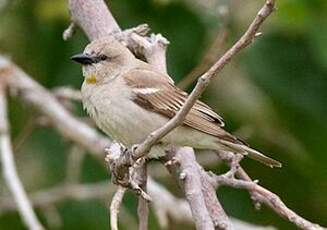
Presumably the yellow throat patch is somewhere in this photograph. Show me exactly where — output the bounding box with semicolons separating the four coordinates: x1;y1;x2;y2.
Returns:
85;75;97;84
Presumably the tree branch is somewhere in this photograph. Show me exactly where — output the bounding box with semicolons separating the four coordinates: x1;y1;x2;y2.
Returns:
209;153;326;230
199;167;232;229
164;147;216;230
110;186;126;230
68;0;121;40
137;163;149;230
0;182;114;213
0;76;44;230
131;0;276;161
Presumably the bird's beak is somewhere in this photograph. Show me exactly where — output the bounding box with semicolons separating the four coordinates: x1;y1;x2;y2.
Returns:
71;53;95;65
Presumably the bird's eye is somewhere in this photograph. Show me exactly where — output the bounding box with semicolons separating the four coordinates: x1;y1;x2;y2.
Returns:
98;54;108;61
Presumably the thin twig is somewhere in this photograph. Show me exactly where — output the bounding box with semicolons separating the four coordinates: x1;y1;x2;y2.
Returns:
221;153;326;230
0;79;44;230
178;6;230;90
130;0;277;162
110;186;126;230
136;163;149;230
209;152;326;230
211;174;325;230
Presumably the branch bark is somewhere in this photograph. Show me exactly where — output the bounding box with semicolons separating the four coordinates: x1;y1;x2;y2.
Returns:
110;186;126;230
199;168;232;229
69;0;120;40
0;76;44;230
164;147;215;230
214;177;325;230
210;153;326;230
0;182;114;213
137;163;149;230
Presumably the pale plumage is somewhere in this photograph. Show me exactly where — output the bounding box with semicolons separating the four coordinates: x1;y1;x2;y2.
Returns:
72;37;281;167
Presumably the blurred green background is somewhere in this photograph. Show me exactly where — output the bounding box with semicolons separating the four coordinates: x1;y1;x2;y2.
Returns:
0;0;326;229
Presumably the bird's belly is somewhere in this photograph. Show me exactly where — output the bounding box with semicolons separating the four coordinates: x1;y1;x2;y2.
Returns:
88;96;168;147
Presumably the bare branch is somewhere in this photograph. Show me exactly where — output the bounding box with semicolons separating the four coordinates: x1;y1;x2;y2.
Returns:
0;182;114;213
215;177;325;230
52;86;82;101
210;153;326;230
136;163;149;230
148;176;192;228
0;77;44;230
164;147;216;230
110;186;126;230
218;151;262;209
148;176;276;230
68;0;121;40
199;168;233;229
105;143;151;202
131;0;276;161
128;33;170;74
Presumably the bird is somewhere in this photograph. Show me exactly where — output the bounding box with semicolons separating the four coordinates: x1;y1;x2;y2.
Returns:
71;37;281;168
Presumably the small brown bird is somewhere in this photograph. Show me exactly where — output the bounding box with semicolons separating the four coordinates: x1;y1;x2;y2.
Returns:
71;37;281;168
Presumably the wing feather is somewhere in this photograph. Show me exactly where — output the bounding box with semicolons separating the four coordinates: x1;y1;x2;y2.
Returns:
123;68;282;167
122;68;245;143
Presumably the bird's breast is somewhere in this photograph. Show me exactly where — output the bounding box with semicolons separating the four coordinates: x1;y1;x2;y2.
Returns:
81;79;168;147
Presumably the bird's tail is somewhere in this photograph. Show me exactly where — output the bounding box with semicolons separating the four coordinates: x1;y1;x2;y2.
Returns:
218;140;282;168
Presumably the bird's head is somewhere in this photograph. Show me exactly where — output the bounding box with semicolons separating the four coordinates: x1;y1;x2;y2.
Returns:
71;37;135;84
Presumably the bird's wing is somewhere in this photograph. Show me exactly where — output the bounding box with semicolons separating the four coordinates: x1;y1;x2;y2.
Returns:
123;68;283;168
123;68;242;144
